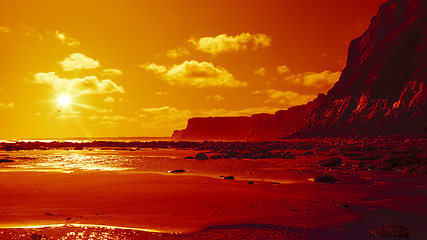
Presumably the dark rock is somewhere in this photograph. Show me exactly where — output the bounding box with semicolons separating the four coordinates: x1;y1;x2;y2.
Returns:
412;165;427;174
210;154;223;159
370;224;410;238
168;169;186;173
238;152;254;159
223;150;238;159
0;159;14;163
195;152;209;160
314;175;337;183
344;152;364;158
303;151;314;155
248;181;254;185
185;156;195;159
222;176;235;180
30;234;48;240
317;157;342;167
400;164;421;174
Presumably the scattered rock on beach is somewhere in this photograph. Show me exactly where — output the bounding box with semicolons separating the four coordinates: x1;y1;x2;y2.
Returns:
314;175;337;183
168;169;186;173
370;224;410;238
195;152;209;160
30;234;48;240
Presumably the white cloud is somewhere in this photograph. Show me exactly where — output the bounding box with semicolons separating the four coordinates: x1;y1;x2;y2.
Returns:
101;69;122;77
141;60;247;88
277;65;290;74
97;109;113;113
0;26;11;33
285;71;341;88
55;31;80;47
190;33;271;55
155;92;168;95
0;102;14;108
33;72;124;94
140;106;174;113
102;116;127;121
58;53;100;71
103;97;116;103
254;67;266;77
206;95;225;102
253;90;317;106
166;47;190;58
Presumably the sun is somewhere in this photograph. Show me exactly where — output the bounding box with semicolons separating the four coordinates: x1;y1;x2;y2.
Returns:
58;95;71;107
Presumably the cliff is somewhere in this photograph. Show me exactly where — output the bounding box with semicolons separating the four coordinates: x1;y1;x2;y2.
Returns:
172;94;325;141
298;0;427;137
172;0;427;140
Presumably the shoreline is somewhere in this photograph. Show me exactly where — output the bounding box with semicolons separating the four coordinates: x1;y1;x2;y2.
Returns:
1;141;426;239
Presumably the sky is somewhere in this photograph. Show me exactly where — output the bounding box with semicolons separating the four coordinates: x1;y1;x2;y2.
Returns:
0;0;388;139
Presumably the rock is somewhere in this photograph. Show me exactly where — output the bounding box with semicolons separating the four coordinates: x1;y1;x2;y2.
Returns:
370;224;410;238
344;152;364;158
0;159;14;163
400;164;421;174
222;176;235;180
317;157;342;167
168;169;186;173
314;175;337;183
303;151;314;155
247;181;254;185
195;152;209;160
412;165;427;174
30;234;48;240
185;156;195;159
223;150;238;159
210;155;223;159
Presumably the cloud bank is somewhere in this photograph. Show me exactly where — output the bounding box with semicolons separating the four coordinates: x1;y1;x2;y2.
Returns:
141;60;247;88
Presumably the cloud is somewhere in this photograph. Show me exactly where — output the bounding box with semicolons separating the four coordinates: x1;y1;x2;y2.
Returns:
253;90;316;106
102;115;127;121
285;71;341;88
155;92;168;96
58;53;100;71
189;33;271;55
101;69;122;77
166;47;190;58
0;102;14;108
55;31;80;47
277;65;290;74
56;111;81;119
0;26;11;33
254;67;266;77
141;60;247;88
103;97;116;103
206;95;225;102
33;72;124;94
97;109;113;113
141;106;174;113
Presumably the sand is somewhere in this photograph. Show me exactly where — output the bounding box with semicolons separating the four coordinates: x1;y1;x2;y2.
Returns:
0;144;427;239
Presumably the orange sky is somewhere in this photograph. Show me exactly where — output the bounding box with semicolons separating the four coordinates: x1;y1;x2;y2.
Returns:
0;0;388;139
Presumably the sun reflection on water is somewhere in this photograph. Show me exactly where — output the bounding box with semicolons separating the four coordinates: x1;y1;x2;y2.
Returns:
5;154;141;172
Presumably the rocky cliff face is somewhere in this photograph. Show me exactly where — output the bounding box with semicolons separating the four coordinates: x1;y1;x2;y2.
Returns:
172;94;325;140
173;0;427;140
298;0;427;137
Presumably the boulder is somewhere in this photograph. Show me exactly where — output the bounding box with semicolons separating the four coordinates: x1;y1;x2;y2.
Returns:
168;169;186;173
195;152;209;160
314;175;337;183
222;176;235;180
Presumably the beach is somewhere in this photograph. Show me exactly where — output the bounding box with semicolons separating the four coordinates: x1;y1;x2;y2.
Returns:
0;139;426;239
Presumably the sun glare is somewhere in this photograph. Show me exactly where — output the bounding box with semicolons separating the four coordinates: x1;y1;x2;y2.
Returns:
58;95;71;107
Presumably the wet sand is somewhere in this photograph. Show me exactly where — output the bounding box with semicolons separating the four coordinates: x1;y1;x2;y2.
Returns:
0;140;427;239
